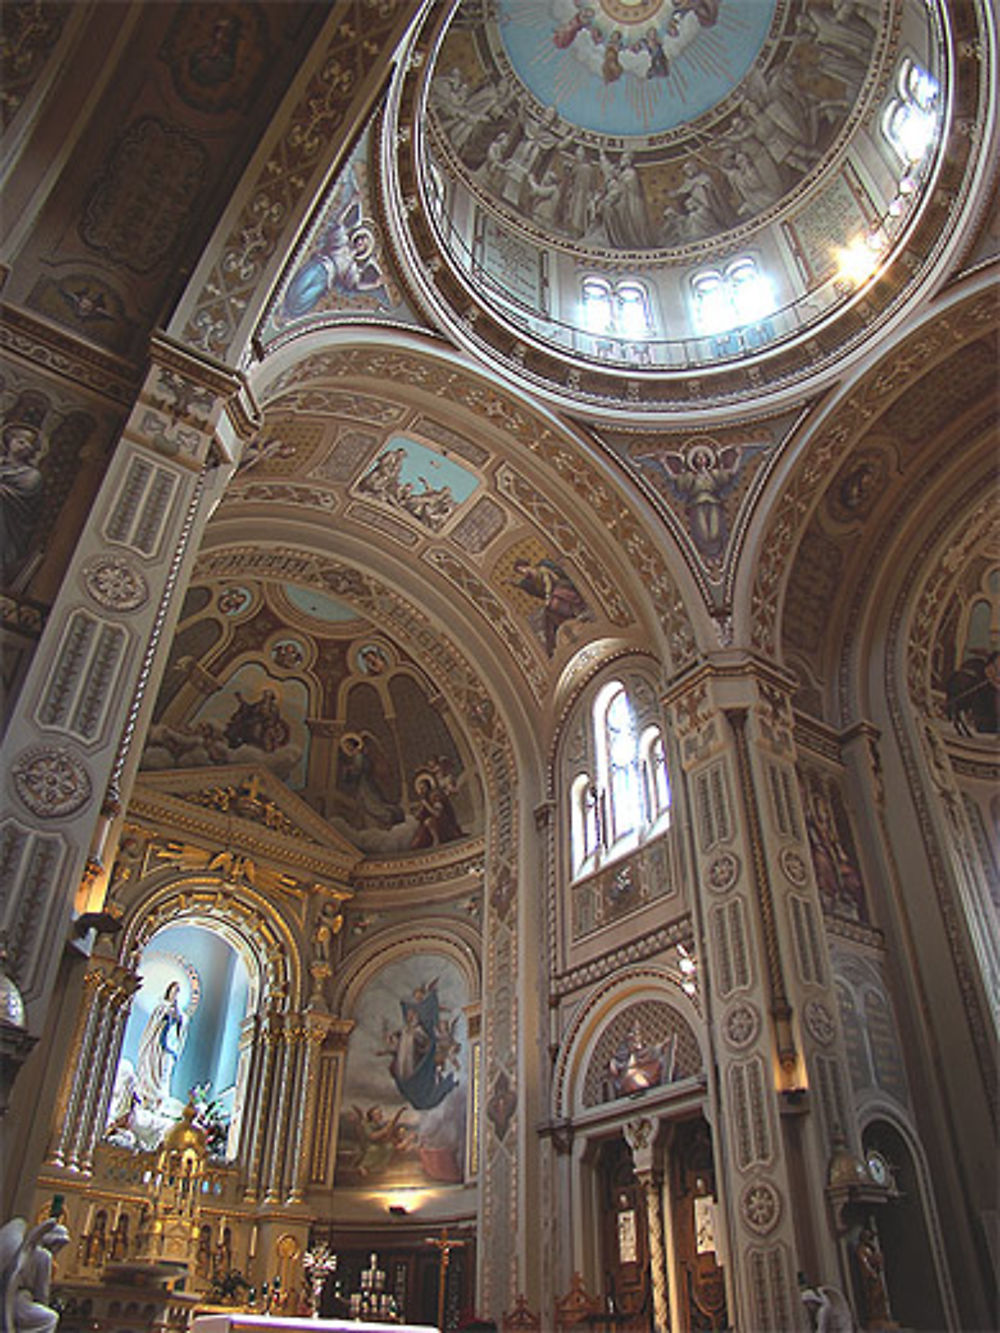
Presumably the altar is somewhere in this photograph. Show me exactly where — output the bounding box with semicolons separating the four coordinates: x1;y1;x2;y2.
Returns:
191;1315;439;1333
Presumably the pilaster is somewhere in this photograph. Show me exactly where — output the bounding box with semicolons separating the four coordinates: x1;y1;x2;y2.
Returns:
665;654;863;1327
0;339;259;1054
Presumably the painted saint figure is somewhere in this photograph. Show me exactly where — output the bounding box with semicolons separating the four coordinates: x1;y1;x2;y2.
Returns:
382;979;458;1110
223;688;289;752
336;731;404;830
135;981;186;1111
511;557;589;658
608;1021;676;1096
410;758;464;850
804;786;866;921
0;423;46;587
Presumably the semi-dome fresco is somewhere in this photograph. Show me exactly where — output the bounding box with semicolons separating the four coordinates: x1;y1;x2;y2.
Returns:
411;0;947;398
140;576;484;856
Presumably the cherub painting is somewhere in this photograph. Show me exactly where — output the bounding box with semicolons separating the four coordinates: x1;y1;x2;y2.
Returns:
345;1105;417;1177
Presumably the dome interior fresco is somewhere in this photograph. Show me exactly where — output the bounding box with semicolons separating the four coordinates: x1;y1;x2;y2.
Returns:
406;0;950;402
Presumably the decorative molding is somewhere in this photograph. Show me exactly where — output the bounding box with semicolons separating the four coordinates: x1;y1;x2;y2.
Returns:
12;745;92;818
0;302;138;404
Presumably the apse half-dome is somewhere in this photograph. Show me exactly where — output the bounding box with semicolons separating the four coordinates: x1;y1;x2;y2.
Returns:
386;0;972;415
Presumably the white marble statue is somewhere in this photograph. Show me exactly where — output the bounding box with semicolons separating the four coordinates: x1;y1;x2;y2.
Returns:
0;1217;70;1333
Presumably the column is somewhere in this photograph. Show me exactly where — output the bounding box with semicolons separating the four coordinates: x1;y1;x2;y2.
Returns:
624;1116;669;1333
78;964;141;1170
262;1014;295;1203
289;1014;337;1203
243;1005;282;1203
47;967;105;1167
0;336;259;1052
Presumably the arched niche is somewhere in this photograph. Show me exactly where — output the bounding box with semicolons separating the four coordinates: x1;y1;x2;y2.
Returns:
331;929;481;1198
552;968;705;1124
859;1113;955;1332
107;918;254;1159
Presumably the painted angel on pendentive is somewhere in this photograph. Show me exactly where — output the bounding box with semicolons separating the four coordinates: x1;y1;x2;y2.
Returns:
635;441;766;560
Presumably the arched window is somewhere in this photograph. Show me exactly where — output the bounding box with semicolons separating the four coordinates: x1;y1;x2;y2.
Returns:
581;275;654;347
582;276;615;335
690;256;775;353
570;676;671;879
570;772;600;875
883;57;939;165
641;726;671;825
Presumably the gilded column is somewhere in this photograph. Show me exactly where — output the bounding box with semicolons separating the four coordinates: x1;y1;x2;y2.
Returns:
65;970;118;1170
78;964;141;1170
244;1005;282;1203
263;1015;295;1203
48;966;104;1167
289;1015;332;1203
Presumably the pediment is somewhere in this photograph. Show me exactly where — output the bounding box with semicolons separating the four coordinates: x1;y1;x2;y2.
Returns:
130;764;363;877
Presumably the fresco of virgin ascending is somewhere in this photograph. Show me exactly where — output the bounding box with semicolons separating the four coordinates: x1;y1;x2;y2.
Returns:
139;576;482;855
336;952;470;1188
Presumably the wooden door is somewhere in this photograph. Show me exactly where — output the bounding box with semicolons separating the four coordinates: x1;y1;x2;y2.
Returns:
668;1118;727;1330
597;1137;650;1329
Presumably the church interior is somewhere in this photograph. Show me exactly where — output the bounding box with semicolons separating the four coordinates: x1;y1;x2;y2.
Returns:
0;1;997;1330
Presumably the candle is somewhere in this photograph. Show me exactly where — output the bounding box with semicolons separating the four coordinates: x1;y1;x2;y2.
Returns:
249;1225;257;1258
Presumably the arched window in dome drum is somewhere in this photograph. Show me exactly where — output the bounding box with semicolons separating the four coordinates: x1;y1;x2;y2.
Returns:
883;57;939;166
582;275;614;336
581;275;655;356
690;256;775;355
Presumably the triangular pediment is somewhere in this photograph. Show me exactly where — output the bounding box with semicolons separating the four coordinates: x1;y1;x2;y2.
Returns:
130;764;363;879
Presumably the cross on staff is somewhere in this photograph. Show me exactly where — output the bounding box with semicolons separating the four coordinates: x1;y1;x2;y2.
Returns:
425;1228;467;1332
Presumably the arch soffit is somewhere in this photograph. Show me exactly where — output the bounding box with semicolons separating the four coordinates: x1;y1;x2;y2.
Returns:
244;327;705;669
331;920;482;1018
552;965;704;1122
741;275;999;664
166;1;423;367
192;531;530;791
840;456;998;729
118;872;303;1007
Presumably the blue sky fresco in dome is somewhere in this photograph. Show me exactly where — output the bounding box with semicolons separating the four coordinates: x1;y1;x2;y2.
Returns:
497;0;776;138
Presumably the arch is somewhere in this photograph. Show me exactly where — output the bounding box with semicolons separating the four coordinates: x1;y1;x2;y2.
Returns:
741;275;998;662
552;967;706;1122
858;1107;957;1331
332;921;482;1017
120;872;302;1008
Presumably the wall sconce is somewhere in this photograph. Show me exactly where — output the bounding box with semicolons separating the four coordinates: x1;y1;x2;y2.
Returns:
677;944;697;995
388;1205;407;1217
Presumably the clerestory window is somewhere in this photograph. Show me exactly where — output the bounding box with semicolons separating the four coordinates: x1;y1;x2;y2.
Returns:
570;677;670;879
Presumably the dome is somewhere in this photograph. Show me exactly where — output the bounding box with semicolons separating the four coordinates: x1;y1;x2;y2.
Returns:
387;0;964;416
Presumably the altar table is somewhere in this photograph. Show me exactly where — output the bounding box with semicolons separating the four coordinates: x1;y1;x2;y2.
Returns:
192;1314;439;1333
